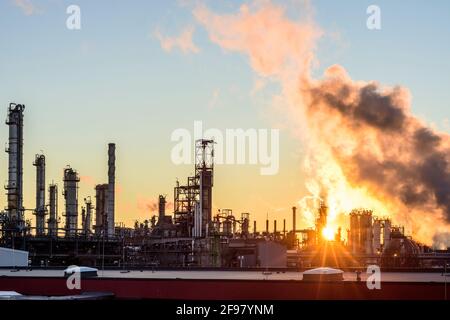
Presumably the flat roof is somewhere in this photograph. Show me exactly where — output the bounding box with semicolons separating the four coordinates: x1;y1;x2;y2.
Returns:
0;247;28;254
0;269;448;283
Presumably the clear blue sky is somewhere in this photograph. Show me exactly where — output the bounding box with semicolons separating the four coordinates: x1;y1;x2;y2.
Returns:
0;0;449;227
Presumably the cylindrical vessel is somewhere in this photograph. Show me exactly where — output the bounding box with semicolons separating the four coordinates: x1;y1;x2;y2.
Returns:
63;167;79;237
107;143;115;238
33;154;46;236
48;184;58;236
6;103;25;229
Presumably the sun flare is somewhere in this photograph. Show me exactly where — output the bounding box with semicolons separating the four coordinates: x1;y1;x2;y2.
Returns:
322;227;335;241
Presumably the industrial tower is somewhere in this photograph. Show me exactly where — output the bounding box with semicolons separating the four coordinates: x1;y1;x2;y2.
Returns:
174;139;214;238
33;154;46;236
5;103;25;230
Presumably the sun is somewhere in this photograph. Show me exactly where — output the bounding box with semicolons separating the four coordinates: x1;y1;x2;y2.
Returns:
322;227;335;241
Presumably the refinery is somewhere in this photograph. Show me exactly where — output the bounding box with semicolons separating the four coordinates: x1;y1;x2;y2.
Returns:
0;102;449;271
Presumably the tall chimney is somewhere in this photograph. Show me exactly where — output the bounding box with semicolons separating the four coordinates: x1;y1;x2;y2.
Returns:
266;219;269;234
84;197;92;235
48;184;58;236
283;219;286;236
5;103;25;229
253;220;257;235
158;195;166;223
292;206;297;234
274;220;277;234
107;143;115;238
33;154;46;236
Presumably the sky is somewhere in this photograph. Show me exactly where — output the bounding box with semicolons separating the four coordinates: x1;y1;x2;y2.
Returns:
0;0;449;231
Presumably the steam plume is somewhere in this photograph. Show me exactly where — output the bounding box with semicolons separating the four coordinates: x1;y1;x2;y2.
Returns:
194;1;450;245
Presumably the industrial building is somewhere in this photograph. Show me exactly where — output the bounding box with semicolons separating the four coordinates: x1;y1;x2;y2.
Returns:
0;103;449;269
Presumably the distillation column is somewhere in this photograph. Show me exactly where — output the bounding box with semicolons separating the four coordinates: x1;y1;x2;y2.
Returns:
5;103;25;229
47;184;58;236
106;143;115;238
33;154;46;236
85;197;92;235
63;167;79;237
94;184;108;236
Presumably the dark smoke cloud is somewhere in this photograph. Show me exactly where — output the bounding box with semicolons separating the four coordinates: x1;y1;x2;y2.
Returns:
192;0;450;244
308;68;450;224
311;83;406;132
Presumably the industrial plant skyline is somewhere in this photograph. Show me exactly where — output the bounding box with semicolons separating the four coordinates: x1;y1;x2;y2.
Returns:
1;0;450;248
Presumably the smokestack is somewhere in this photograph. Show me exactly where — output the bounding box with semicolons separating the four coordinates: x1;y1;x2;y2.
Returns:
48;184;58;236
283;219;286;236
5;103;25;229
292;206;297;234
33;154;46;236
81;207;86;234
63;167;79;237
107;143;115;238
158;195;166;223
253;220;257;235
266;219;269;234
274;220;277;234
84;197;92;235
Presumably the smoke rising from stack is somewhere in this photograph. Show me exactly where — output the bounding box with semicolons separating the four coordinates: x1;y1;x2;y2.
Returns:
304;66;450;242
194;1;450;245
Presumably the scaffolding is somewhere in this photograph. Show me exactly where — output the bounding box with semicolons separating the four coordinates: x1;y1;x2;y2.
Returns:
174;139;214;238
